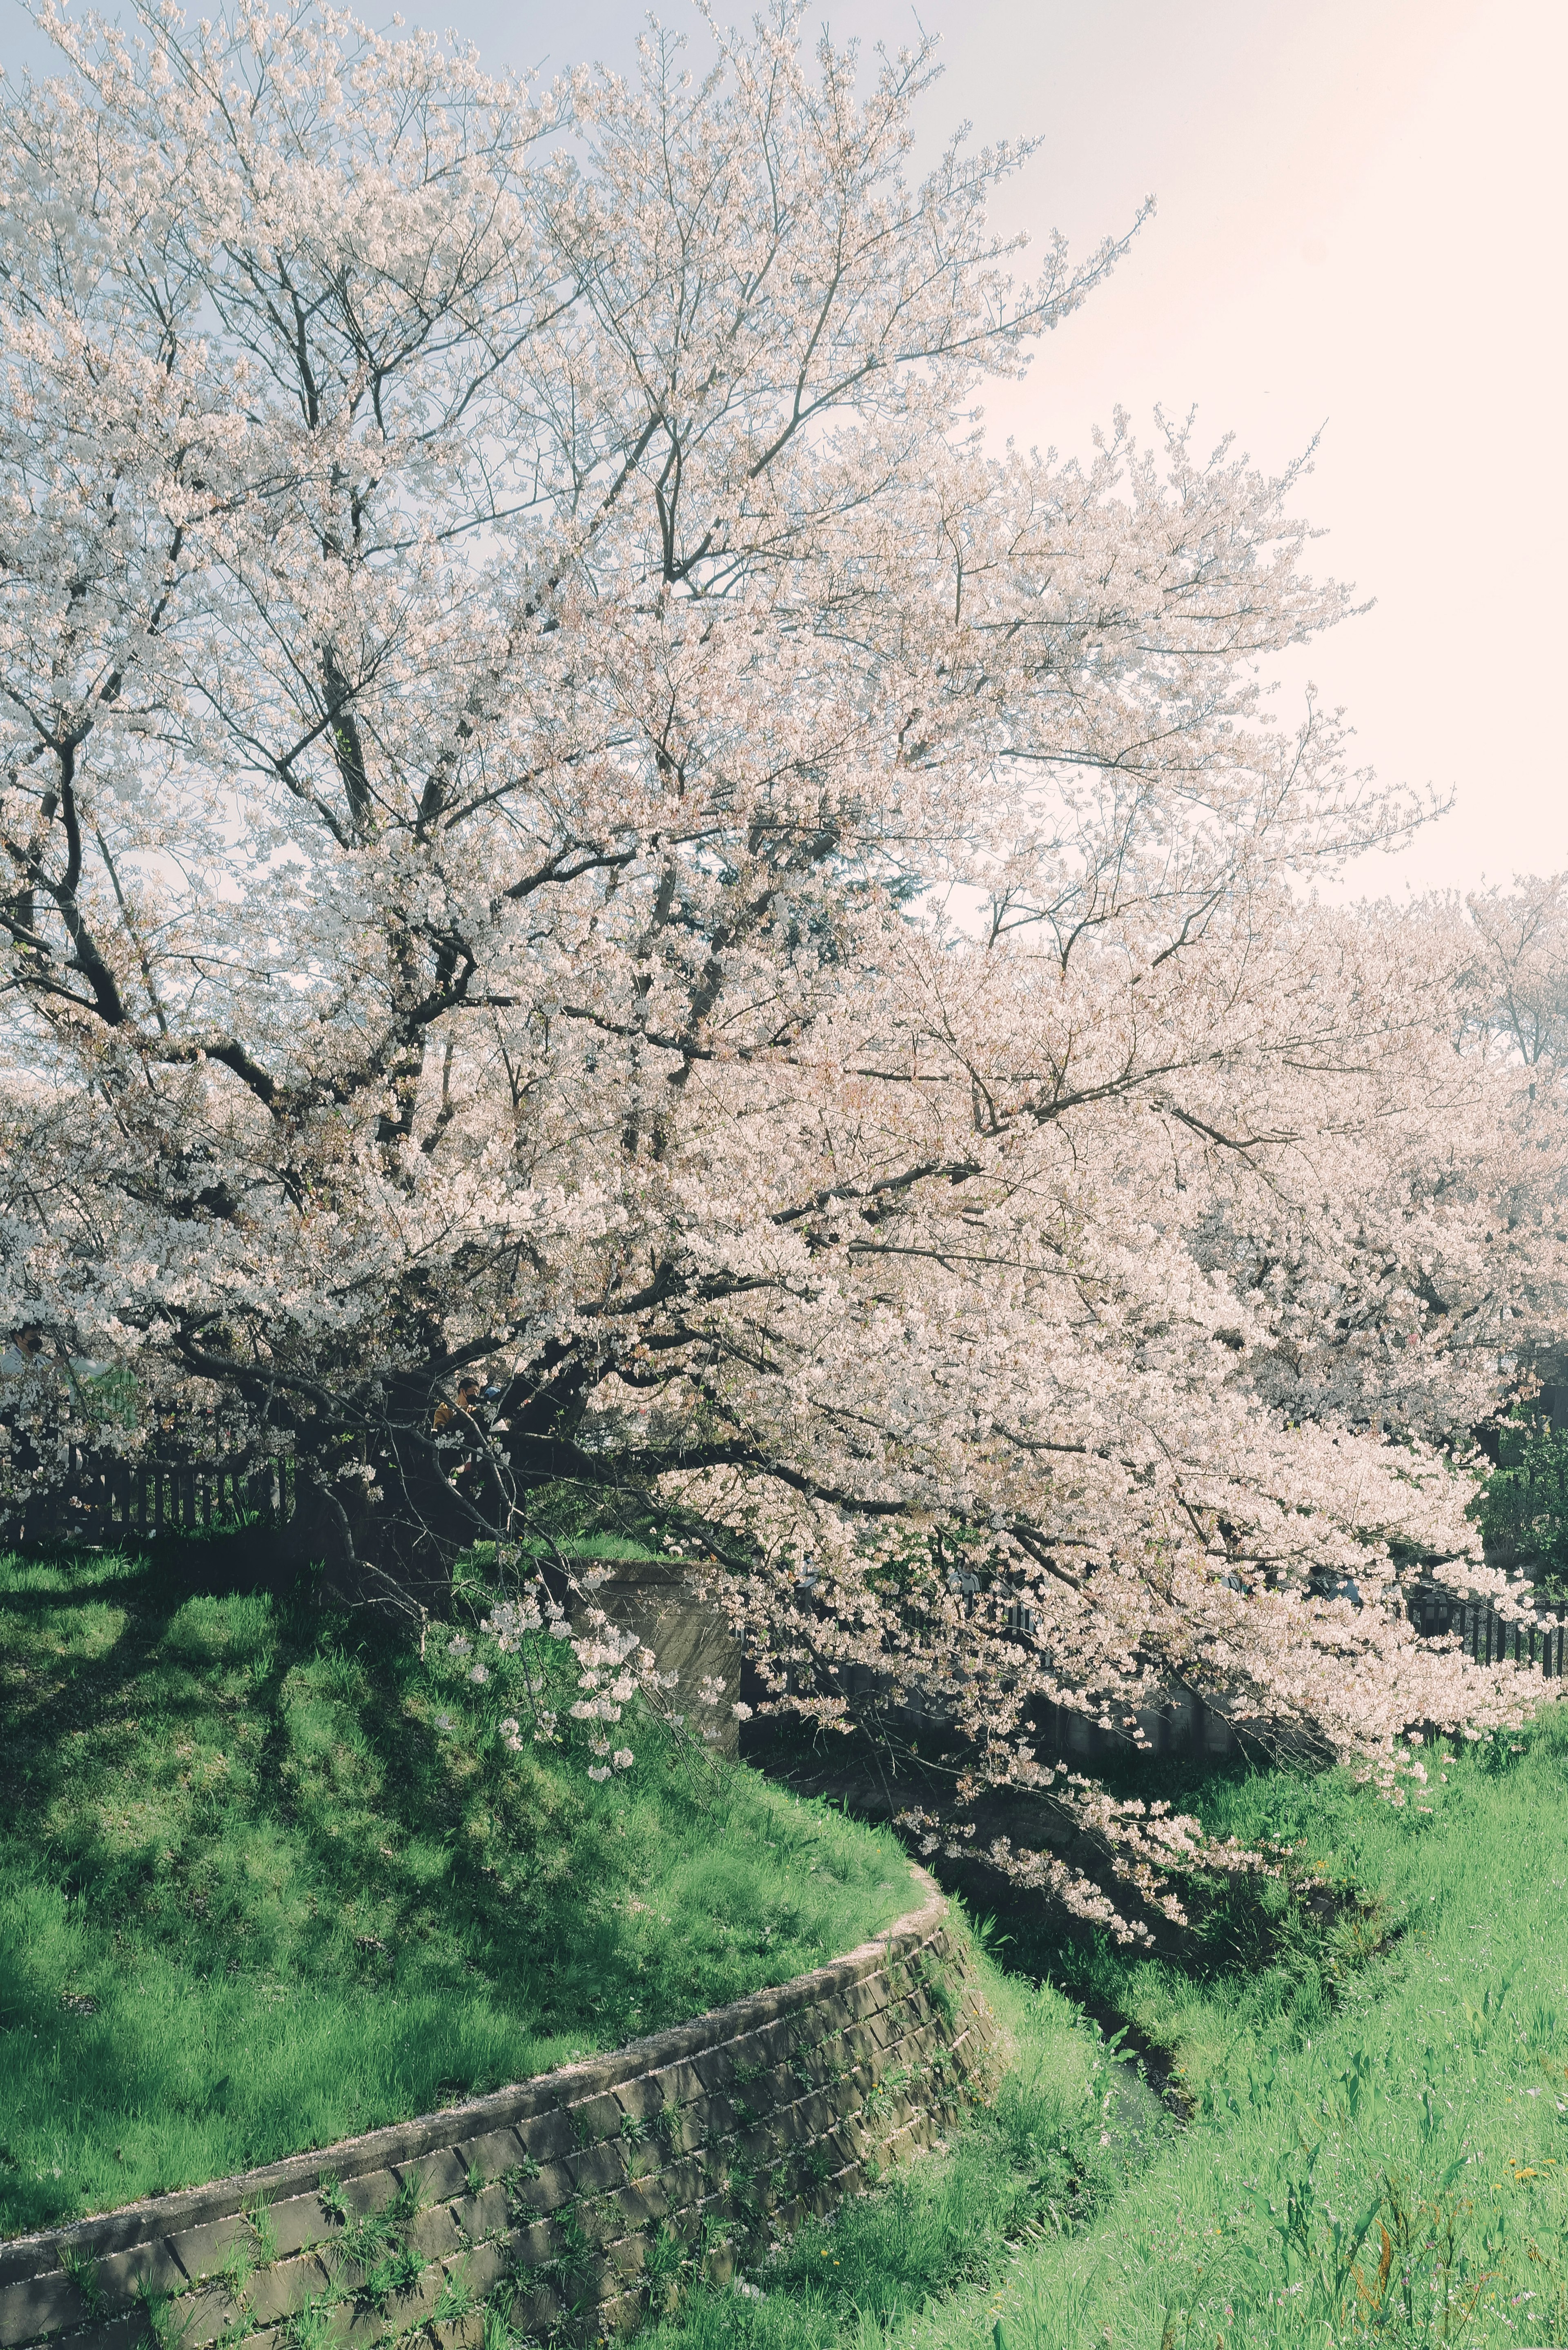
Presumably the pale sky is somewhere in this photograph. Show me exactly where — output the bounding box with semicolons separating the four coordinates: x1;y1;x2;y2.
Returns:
3;0;1562;901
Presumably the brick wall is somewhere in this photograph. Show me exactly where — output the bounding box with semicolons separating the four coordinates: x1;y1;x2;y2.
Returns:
0;1870;998;2350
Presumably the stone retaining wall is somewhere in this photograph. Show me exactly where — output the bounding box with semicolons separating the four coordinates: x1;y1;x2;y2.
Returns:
0;1870;997;2350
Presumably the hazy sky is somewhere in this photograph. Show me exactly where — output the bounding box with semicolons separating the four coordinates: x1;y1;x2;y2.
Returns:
3;0;1561;901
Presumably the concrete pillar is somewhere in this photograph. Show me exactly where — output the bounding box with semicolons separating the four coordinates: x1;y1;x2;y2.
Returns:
576;1562;744;1757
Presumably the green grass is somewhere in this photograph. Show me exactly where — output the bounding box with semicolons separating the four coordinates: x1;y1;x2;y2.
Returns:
636;1715;1568;2350
0;1547;911;2239
13;1535;1568;2348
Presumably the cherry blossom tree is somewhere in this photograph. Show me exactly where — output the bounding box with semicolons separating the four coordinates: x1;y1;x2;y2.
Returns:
1462;873;1568;1070
0;0;1561;1928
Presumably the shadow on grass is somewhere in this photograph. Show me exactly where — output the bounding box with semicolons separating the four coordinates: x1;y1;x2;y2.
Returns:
0;1543;911;2235
742;1708;1399;2112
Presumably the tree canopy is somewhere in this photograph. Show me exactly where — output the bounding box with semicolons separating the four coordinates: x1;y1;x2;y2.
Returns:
1;0;1562;1929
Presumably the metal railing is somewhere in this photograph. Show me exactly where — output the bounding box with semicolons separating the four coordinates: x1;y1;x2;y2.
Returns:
1408;1579;1568;1676
8;1446;297;1548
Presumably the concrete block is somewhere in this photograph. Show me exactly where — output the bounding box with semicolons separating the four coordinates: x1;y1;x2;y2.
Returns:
837;1976;884;2025
333;2312;386;2350
399;2146;468;2206
602;2230;648;2277
514;2107;576;2165
430;2316;486;2350
171;2279;250;2350
451;2184;508;2242
565;2091;623;2146
526;2159;577;2215
335;2168;399;2221
763;2097;812;2149
165;2212;251;2283
263;2194;335;2262
244;2253;334;2326
567;2140;628;2199
453;2126;525;2185
898;2022;937;2066
0;2269;87;2348
510;2219;555;2270
458;2239;512;2299
611;2176;670;2231
794;2091;836;2139
376;2259;447;2334
406;2203;466;2262
745;2017;792;2065
95;2238;188;2305
597;2286;647;2337
88;2322;144;2350
660;2157;707;2209
574;2192;619;2248
654;2110;701;2159
755;2058;796;2105
510;2284;564;2337
611;2075;666;2125
647;2058;704;2107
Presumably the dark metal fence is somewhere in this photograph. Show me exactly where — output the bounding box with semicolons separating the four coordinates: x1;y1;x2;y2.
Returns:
10;1448;297;1549
1408;1579;1568;1676
993;1579;1568;1766
10;1454;1568;1704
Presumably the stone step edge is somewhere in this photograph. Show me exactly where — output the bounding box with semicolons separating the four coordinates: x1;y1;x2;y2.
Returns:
0;1868;948;2283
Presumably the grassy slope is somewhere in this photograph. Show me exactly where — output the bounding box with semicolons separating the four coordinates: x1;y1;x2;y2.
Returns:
0;1549;910;2240
639;1717;1568;2350
11;1534;1567;2347
981;1719;1568;2350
